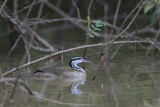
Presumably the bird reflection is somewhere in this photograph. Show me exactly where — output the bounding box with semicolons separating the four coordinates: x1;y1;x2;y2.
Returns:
71;81;85;95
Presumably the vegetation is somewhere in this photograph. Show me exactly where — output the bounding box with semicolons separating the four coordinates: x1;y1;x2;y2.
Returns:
0;0;160;107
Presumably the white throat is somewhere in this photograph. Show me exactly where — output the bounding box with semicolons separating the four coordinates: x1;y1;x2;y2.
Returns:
71;61;85;72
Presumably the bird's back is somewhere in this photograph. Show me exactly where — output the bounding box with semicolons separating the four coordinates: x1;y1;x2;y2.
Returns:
30;66;86;78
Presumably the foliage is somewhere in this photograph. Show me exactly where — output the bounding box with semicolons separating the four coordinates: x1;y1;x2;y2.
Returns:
85;16;104;38
144;0;160;23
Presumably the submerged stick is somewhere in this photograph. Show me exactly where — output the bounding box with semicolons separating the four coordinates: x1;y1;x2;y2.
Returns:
0;78;33;95
0;67;7;91
2;40;149;77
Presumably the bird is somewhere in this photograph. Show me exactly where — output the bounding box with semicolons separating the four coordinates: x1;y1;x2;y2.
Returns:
28;56;91;80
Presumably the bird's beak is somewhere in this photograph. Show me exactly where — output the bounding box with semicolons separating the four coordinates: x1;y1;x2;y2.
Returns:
82;59;92;63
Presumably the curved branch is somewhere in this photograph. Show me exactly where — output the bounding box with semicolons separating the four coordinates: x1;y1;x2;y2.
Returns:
2;40;149;77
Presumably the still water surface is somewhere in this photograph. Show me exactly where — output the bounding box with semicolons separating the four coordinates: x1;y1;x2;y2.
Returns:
1;45;160;107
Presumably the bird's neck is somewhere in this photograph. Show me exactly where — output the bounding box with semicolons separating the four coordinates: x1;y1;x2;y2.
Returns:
71;62;85;72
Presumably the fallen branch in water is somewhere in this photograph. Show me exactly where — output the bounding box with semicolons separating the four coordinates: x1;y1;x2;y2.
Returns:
3;40;149;77
0;78;33;95
6;81;94;106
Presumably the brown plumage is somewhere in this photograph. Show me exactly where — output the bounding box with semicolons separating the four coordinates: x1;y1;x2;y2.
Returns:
28;56;91;79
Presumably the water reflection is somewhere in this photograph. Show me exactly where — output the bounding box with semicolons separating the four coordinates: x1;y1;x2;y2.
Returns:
2;48;160;107
71;81;85;95
27;74;86;95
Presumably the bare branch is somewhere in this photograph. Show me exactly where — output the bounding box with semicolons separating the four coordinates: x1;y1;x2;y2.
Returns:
13;1;42;16
42;0;87;32
2;40;149;77
72;0;81;20
110;0;121;34
5;35;21;61
147;38;160;51
0;0;8;15
1;8;55;52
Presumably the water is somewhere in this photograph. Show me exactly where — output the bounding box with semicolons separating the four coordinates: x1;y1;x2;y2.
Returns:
1;44;160;107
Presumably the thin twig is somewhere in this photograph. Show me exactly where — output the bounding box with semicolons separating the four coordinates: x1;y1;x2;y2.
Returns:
147;38;160;51
145;17;160;56
20;35;32;73
27;27;55;51
0;0;8;15
42;0;87;32
104;2;108;41
10;70;21;100
92;29;137;80
0;29;15;39
24;0;36;23
13;0;19;19
20;0;36;67
143;60;160;93
127;44;137;88
0;67;7;91
110;0;121;35
83;0;94;59
109;0;145;47
86;52;104;59
0;89;8;107
5;35;21;63
72;0;81;20
87;0;93;17
12;1;42;16
27;18;117;32
33;2;44;30
108;29;138;64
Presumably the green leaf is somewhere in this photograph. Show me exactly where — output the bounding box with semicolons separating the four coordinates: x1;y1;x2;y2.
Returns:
151;11;157;23
91;24;101;31
157;7;160;13
93;32;100;36
85;19;104;38
88;27;93;32
96;24;104;27
151;8;160;23
95;20;104;27
96;20;101;25
89;34;94;38
85;33;94;38
88;27;100;37
144;0;156;14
